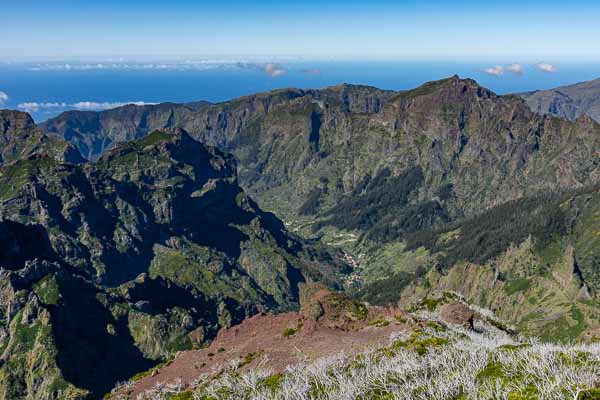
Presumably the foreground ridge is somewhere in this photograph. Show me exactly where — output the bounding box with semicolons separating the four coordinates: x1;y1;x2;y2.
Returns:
110;290;600;400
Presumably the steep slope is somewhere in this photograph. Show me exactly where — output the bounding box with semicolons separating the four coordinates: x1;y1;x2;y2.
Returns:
42;77;600;243
520;77;600;122
0;110;85;164
38;77;600;340
0;123;346;399
355;185;600;342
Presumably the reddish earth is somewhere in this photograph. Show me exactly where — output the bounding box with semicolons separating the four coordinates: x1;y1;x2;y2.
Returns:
125;288;413;398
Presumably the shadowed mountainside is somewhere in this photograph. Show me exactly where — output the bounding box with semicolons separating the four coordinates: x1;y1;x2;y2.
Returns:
0;113;346;399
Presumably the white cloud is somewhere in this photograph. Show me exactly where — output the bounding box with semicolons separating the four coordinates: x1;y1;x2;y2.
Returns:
25;59;298;74
28;62;222;72
18;101;156;113
536;63;558;73
0;91;8;105
70;101;155;111
17;102;66;113
482;65;504;76
505;63;524;75
264;63;288;77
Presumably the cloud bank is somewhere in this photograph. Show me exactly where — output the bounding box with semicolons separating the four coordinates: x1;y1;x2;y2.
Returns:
0;91;8;105
234;62;289;77
17;102;66;112
505;63;524;75
482;63;525;76
18;101;156;113
536;63;558;73
26;60;295;76
263;63;288;77
28;62;223;72
26;60;295;78
482;65;504;76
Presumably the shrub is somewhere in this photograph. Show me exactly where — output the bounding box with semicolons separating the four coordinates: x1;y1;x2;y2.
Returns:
282;327;298;337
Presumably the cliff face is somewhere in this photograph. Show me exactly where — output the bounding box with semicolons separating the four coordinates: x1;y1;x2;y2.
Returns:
1;110;85;165
520;77;600;122
42;77;600;238
0;124;345;399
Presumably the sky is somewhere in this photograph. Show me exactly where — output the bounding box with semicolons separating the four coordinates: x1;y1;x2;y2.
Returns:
2;0;600;61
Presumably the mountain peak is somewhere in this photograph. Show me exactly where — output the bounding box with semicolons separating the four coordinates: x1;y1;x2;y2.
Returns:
390;75;493;103
100;127;201;160
0;110;37;138
0;110;86;165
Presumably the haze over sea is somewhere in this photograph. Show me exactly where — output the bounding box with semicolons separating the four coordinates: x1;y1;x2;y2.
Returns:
1;58;599;122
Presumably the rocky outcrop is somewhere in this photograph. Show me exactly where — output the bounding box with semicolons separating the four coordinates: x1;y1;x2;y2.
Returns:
0;126;346;399
0;110;85;165
439;302;474;328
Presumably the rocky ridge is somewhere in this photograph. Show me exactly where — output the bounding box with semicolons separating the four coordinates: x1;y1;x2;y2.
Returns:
0;114;346;399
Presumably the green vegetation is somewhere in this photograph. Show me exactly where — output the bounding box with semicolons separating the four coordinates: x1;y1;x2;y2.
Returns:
137;130;175;147
0;158;58;200
261;373;283;391
319;167;449;243
33;274;60;305
392;76;460;100
282;327;298;337
503;278;531;295
476;361;506;381
130;358;174;382
355;272;414;306
368;318;390;328
299;187;327;215
239;351;260;368
3;75;600;399
388;331;449;355
406;191;568;268
358;242;433;283
407;292;460;313
540;306;587;342
168;391;194;400
579;389;600;399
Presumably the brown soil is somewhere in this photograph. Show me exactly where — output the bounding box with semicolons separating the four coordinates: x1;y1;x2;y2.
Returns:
125;304;410;398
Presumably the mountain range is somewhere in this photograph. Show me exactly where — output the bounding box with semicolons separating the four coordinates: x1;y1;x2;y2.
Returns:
0;112;344;399
520;76;600;123
1;75;600;398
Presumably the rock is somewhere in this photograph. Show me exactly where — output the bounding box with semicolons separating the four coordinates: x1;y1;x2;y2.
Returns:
0;110;86;165
439;302;474;328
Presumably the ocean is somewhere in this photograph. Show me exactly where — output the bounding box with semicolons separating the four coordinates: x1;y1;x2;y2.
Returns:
1;59;599;122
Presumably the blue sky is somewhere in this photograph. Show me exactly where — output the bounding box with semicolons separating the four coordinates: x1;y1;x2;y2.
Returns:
2;0;600;60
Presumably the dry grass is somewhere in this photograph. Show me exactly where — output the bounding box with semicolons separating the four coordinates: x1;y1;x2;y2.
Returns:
123;309;600;400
